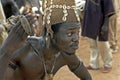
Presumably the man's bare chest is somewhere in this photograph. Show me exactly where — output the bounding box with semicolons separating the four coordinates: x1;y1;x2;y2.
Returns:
15;53;65;79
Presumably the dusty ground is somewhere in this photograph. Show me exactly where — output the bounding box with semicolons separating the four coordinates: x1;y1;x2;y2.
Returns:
54;14;120;80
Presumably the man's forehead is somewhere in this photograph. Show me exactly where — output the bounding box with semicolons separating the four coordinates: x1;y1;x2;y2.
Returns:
59;22;80;31
61;22;80;28
59;22;80;27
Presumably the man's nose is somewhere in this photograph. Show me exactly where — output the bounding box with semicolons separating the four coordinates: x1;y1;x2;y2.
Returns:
72;34;79;42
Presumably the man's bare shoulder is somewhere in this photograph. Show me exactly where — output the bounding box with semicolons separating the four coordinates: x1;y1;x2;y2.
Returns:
27;36;45;48
9;36;43;62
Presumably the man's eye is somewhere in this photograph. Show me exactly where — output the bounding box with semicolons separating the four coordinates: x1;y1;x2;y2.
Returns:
67;32;72;37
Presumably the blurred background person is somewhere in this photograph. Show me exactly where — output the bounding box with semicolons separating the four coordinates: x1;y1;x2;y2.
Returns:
0;0;8;48
109;0;120;53
82;0;115;73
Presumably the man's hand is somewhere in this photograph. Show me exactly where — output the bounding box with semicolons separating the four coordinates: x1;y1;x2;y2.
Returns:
0;12;37;56
100;24;108;35
100;17;109;35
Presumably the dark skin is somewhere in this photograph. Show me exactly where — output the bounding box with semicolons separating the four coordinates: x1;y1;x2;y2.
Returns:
0;12;36;80
0;18;30;79
3;22;91;80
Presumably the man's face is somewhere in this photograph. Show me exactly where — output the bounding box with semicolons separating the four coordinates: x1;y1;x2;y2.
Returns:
54;23;80;53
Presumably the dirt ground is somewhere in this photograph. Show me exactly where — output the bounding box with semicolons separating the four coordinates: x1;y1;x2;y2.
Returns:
54;15;120;80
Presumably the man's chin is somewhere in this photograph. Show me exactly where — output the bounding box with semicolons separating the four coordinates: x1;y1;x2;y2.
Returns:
63;50;76;54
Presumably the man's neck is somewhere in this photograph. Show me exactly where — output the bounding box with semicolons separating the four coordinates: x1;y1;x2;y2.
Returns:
42;41;60;61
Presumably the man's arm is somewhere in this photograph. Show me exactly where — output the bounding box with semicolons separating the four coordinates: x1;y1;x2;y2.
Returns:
3;67;15;80
1;40;32;80
62;52;92;80
100;17;109;35
100;0;115;36
0;19;28;79
0;14;35;79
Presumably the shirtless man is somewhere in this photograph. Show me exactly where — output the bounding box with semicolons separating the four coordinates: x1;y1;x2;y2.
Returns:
2;0;92;80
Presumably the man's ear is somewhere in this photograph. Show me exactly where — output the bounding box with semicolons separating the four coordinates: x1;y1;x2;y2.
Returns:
52;32;57;38
52;36;59;49
52;33;58;43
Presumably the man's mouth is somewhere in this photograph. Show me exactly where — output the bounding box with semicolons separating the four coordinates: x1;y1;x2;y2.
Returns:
72;45;79;49
70;43;79;49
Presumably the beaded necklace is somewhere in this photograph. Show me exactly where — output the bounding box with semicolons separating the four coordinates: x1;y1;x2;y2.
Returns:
29;41;60;80
43;52;60;80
